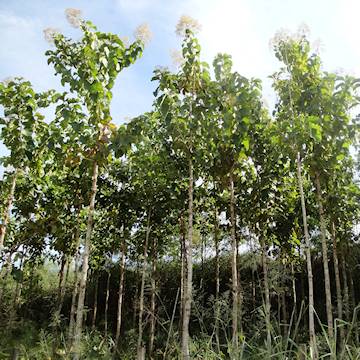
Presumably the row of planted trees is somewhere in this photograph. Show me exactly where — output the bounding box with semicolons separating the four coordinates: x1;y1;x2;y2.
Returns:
0;9;359;360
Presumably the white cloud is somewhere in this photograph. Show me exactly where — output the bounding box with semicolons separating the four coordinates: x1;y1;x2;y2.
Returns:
0;11;35;28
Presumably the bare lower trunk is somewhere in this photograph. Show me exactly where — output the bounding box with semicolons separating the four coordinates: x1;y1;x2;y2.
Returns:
137;210;151;360
331;222;344;342
291;263;298;326
296;153;317;358
0;170;18;249
314;171;333;339
214;206;220;352
281;291;288;337
91;275;98;331
179;213;186;330
251;239;256;311
181;156;193;360
104;272;110;336
252;269;256;311
73;161;98;360
56;256;68;319
13;247;26;309
0;249;15;303
68;209;82;341
340;250;349;322
261;239;271;349
115;237;126;347
229;169;238;359
348;270;358;345
236;236;243;333
133;260;140;329
149;238;157;358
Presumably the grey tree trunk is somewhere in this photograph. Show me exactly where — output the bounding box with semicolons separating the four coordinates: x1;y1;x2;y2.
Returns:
181;156;193;360
0;248;16;304
331;221;344;343
13;247;26;309
314;171;333;339
229;169;239;359
149;237;157;358
104;272;110;336
281;291;288;337
340;250;350;321
179;213;185;330
73;161;99;360
115;237;126;347
236;235;243;333
56;256;68;320
296;153;317;358
91;275;99;331
291;263;298;326
214;206;220;352
0;170;17;249
137;210;151;360
261;239;271;349
68;208;82;341
348;270;358;345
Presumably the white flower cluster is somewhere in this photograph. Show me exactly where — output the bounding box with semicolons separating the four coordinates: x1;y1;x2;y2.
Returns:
175;15;201;37
170;49;184;67
134;23;152;45
43;27;60;44
65;8;82;28
269;23;311;50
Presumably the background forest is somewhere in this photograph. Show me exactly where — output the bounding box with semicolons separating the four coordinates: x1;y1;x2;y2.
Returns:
0;7;359;360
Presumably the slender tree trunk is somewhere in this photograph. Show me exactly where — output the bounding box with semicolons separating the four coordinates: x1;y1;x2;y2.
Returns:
0;248;15;304
251;237;256;312
296;153;317;358
201;234;205;314
179;213;186;330
69;208;82;341
133;259;140;329
13;247;26;309
229;169;239;359
340;250;349;322
331;221;344;343
181;156;193;360
261;239;271;349
68;270;78;339
214;205;221;352
277;293;281;328
104;271;110;336
137;210;151;360
236;235;243;333
56;256;68;320
58;257;66;302
149;237;157;358
281;291;288;337
291;263;298;325
314;171;334;339
115;237;126;347
348;270;358;345
0;170;17;249
9;247;25;329
92;275;99;331
73;161;98;360
252;269;256;311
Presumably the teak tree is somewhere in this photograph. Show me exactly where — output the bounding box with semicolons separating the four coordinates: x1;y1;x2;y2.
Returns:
45;9;147;358
0;78;56;250
153;17;209;359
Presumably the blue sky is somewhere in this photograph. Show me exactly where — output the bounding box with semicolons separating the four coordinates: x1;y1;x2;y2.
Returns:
1;0;360;176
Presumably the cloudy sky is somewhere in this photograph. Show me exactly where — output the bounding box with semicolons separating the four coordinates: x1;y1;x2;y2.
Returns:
1;0;360;174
